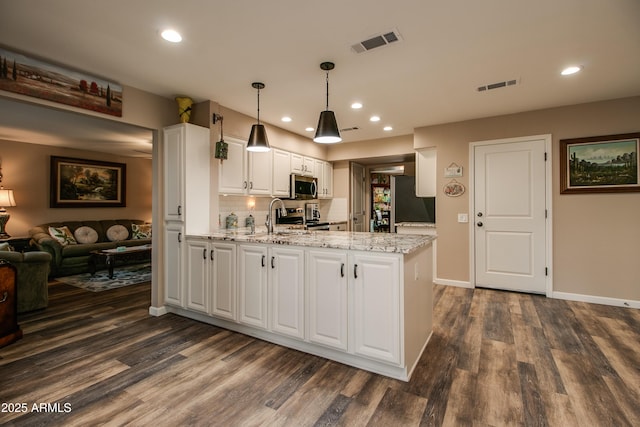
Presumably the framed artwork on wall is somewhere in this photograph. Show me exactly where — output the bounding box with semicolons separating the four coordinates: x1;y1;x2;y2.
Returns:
50;156;126;208
560;132;640;194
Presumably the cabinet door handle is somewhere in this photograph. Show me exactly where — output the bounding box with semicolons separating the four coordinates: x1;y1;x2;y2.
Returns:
203;248;207;259
210;249;214;261
177;205;182;216
340;263;345;278
178;232;182;243
243;181;248;189
271;256;275;269
250;182;253;189
0;291;7;303
354;264;358;279
261;255;266;267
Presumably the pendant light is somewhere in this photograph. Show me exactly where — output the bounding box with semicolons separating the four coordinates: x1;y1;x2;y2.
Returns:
247;82;270;152
313;62;342;144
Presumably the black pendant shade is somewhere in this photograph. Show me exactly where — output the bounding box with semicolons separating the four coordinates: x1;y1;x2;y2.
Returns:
247;123;270;152
313;62;342;144
247;82;270;152
314;110;341;144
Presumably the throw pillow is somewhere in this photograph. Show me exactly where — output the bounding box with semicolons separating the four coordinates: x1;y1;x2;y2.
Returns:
132;223;152;239
0;242;12;251
49;226;77;246
74;226;99;244
106;224;129;241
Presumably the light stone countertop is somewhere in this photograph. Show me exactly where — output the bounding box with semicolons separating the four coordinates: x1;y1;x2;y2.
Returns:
189;227;435;254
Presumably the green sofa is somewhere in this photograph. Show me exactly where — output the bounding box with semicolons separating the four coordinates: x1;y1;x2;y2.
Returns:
0;249;52;313
29;219;152;278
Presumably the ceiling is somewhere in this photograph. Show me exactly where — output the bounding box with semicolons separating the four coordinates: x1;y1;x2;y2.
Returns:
1;0;639;157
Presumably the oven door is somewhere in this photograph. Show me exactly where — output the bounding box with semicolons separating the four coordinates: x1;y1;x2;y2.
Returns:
290;174;318;200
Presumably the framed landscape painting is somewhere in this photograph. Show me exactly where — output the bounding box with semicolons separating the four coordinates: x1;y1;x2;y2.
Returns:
50;156;126;208
560;133;640;194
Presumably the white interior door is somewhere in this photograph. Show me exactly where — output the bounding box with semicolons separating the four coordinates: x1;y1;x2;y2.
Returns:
473;136;549;294
351;162;366;231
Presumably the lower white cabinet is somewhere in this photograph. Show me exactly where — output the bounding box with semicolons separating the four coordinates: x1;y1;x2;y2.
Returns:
210;242;237;321
351;253;401;364
164;223;185;307
307;250;348;351
238;244;269;329
269;246;305;339
186;238;209;313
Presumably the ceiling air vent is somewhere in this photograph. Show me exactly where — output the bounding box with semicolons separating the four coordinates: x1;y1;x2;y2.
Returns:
477;79;519;92
340;126;359;132
351;29;402;54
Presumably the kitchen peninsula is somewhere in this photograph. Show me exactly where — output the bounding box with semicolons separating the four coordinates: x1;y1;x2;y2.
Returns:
164;229;435;381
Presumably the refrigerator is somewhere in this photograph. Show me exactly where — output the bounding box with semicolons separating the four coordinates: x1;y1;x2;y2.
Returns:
390;175;436;230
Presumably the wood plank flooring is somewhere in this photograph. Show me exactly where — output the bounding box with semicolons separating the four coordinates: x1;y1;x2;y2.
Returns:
1;281;638;426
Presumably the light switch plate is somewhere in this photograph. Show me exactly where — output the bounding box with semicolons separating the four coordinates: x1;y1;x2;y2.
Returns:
458;213;468;223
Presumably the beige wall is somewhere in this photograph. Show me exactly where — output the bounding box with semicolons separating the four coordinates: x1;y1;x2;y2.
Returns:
415;96;640;301
1;139;152;237
327;134;414;162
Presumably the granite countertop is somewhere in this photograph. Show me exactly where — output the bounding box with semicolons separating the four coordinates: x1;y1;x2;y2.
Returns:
395;222;436;228
190;227;435;254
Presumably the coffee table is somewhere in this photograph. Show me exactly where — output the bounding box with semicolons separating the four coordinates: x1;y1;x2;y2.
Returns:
89;245;152;279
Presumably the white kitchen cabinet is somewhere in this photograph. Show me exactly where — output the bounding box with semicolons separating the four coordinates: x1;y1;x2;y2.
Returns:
210;242;237;321
329;222;347;231
272;148;291;197
291;153;315;176
416;147;437;197
186;238;209;313
307;249;349;351
163;123;210;233
315;159;333;199
238;244;269;329
164;223;185;308
269;246;305;339
351;253;401;364
219;136;272;195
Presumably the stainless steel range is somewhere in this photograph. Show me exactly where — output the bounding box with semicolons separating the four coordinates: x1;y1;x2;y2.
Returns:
275;206;329;231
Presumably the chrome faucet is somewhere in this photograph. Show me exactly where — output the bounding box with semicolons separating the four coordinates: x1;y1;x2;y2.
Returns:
266;198;286;234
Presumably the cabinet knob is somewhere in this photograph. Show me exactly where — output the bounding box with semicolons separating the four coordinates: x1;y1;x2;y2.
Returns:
477;221;483;227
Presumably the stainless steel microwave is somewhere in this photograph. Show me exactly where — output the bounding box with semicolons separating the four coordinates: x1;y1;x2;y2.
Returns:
290;174;317;200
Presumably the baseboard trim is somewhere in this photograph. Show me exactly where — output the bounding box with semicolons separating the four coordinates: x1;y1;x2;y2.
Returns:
434;278;473;289
148;305;168;316
552;291;640;309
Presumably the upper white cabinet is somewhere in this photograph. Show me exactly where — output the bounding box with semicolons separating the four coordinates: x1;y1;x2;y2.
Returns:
272;149;291;197
291;153;315;176
219;136;272;196
163;123;210;233
416;147;436;197
315;159;333;199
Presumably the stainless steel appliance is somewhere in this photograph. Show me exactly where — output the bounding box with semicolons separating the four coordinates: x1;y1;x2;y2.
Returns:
290;174;318;200
304;202;329;231
276;206;329;231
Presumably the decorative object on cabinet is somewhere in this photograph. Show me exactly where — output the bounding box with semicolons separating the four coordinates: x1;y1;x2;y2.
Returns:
213;113;228;160
0;46;122;117
444;162;463;177
50;156;126;208
247;82;271;152
560;132;640;194
175;96;193;123
313;62;342;144
443;179;465;197
0;260;23;348
0;163;16;239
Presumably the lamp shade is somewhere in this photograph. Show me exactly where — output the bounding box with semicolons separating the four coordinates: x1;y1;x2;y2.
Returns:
313;110;342;144
0;188;16;208
247;124;271;152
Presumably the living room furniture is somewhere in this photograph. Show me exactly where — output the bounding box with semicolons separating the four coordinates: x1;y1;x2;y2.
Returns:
0;260;23;348
89;244;152;279
29;219;151;278
0;249;52;313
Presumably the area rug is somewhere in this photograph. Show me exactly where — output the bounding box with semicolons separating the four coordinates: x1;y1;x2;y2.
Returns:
55;263;151;292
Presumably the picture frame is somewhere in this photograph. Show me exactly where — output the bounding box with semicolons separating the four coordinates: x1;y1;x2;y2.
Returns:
560;133;640;194
50;156;126;208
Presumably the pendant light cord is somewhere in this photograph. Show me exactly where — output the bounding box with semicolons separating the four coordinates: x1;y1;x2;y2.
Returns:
325;71;330;111
256;86;261;124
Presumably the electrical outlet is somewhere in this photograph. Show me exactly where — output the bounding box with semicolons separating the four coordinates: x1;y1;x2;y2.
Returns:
458;213;469;223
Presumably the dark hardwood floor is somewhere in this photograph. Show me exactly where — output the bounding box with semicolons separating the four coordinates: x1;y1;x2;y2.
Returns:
1;280;638;426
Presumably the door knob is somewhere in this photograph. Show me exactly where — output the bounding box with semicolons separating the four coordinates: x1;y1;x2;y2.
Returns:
477;221;483;227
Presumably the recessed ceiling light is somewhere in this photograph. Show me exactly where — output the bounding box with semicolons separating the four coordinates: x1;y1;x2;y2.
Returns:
383;126;393;131
161;29;182;43
351;102;363;109
305;127;314;132
281;116;292;122
370;115;380;122
561;65;582;76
